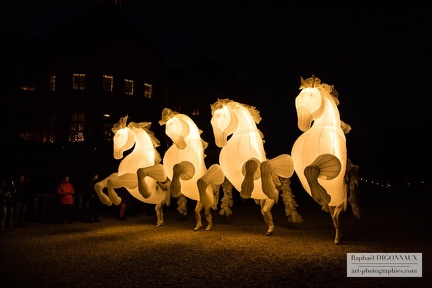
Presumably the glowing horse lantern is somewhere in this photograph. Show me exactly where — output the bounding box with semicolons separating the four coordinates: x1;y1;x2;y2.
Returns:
159;108;225;231
291;76;355;244
210;99;295;235
95;116;167;224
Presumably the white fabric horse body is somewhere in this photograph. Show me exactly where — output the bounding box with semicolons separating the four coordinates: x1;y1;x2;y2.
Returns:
160;108;224;230
95;116;166;207
210;99;295;235
291;76;353;244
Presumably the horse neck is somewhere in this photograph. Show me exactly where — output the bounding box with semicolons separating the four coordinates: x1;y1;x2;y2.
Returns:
183;117;201;143
312;96;341;128
124;129;155;164
232;106;258;134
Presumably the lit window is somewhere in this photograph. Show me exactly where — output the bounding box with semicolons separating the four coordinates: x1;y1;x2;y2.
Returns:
103;75;113;92
43;114;56;143
20;81;35;91
144;83;153;98
102;114;113;141
125;79;134;95
102;123;113;141
49;75;56;92
70;113;85;142
73;74;85;90
192;108;200;116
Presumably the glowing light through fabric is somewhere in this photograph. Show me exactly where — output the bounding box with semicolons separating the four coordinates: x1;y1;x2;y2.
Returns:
95;116;166;206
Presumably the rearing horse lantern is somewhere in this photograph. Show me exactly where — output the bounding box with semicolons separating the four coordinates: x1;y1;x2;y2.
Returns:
159;108;225;231
291;76;359;244
210;99;300;235
94;116;168;225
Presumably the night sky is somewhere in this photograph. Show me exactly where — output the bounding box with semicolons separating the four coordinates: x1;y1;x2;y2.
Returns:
1;1;429;183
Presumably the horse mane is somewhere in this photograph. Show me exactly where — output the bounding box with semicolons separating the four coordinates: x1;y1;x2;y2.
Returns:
111;115;128;133
210;98;231;115
200;134;209;152
211;98;262;124
243;104;262;124
159;107;178;125
128;121;162;164
300;75;340;105
300;75;352;132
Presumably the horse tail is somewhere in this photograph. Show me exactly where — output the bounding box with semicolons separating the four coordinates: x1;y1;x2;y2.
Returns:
219;178;234;216
348;177;361;219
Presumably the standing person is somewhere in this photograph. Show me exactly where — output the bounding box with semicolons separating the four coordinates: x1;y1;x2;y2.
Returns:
117;187;129;221
86;173;101;223
155;177;171;226
56;175;75;224
1;179;16;231
14;175;30;228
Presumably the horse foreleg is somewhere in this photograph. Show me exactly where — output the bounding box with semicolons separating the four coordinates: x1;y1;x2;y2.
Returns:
106;179;122;206
194;202;203;231
329;204;344;245
107;174;137;206
137;164;166;199
198;164;224;208
240;159;260;199
94;173;117;206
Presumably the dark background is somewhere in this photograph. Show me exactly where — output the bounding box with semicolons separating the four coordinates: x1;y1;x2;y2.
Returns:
1;1;429;186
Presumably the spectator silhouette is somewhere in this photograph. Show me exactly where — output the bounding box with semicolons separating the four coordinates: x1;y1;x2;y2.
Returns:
1;179;16;231
14;175;30;228
56;175;75;224
87;173;101;223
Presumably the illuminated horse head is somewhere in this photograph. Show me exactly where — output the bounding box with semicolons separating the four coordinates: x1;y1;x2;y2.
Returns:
291;76;354;244
210;99;295;235
95;115;166;207
160;108;224;230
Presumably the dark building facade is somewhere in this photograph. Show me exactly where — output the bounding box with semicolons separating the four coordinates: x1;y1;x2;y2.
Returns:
0;0;249;192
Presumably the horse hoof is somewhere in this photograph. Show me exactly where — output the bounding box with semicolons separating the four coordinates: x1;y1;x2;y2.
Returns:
156;222;164;227
205;226;212;231
194;223;202;231
265;231;273;236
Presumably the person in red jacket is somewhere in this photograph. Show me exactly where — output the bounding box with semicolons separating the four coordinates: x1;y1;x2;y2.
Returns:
56;175;75;224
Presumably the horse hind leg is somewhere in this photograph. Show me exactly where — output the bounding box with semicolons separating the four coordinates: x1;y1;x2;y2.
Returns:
204;207;213;231
329;204;344;245
194;202;203;231
259;199;275;236
155;201;164;226
94;181;112;206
